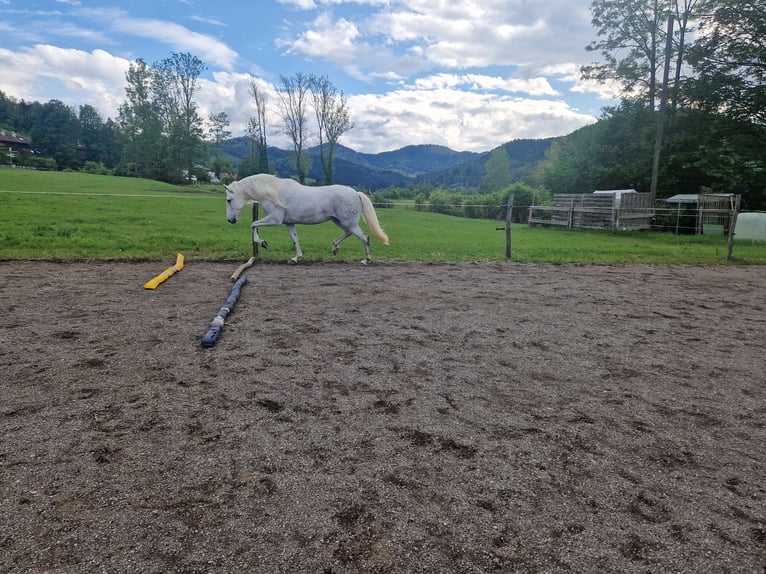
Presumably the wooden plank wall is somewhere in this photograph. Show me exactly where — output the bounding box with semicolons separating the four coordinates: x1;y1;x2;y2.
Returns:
529;193;654;231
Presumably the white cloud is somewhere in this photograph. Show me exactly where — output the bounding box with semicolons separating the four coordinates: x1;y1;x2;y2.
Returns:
283;0;596;75
344;87;596;153
0;45;129;116
278;0;317;9
288;13;361;61
75;7;239;70
0;0;611;154
414;73;558;97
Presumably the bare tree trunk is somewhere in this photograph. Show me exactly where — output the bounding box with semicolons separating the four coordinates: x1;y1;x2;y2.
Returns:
277;73;310;184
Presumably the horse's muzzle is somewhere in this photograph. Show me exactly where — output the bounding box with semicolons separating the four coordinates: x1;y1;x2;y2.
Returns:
228;217;237;224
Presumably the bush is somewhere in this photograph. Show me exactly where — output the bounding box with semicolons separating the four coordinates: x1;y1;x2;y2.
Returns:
82;161;111;176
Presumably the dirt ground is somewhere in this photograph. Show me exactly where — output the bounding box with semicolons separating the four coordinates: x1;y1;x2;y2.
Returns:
0;260;764;573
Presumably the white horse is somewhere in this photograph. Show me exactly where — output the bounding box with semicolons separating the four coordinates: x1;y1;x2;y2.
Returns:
225;174;389;264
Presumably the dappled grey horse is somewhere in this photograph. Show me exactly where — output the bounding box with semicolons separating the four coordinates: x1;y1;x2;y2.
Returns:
225;174;389;264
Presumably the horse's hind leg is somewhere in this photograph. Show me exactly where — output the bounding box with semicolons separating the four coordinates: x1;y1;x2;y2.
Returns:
285;224;303;263
332;232;351;255
348;224;372;264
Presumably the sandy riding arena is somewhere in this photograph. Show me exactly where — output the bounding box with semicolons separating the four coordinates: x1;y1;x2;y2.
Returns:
1;260;764;573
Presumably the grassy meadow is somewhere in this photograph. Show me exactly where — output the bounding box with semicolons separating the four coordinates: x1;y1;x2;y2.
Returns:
1;168;765;264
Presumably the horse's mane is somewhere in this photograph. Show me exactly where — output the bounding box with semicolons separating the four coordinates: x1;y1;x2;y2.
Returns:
235;174;284;207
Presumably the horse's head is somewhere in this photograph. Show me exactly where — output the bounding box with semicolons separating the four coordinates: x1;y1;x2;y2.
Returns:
225;184;244;224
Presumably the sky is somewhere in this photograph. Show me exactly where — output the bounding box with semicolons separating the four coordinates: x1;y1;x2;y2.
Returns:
0;0;620;154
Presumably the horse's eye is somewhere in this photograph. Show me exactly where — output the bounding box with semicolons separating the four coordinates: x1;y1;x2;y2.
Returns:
226;199;231;204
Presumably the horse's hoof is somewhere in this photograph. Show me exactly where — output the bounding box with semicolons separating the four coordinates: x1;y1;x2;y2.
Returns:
261;241;268;249
288;257;300;264
360;259;369;266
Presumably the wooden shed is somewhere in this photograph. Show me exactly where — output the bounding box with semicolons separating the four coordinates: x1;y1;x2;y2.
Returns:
529;190;654;231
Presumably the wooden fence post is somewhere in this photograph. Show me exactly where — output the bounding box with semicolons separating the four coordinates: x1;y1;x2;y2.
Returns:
252;202;259;257
726;194;741;261
505;192;514;260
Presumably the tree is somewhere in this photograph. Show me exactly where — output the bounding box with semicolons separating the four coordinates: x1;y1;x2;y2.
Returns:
309;74;353;184
243;77;270;177
207;112;231;155
117;58;163;178
481;147;513;192
582;0;667;108
276;73;311;183
533;102;658;195
582;0;699;111
684;0;766;127
153;52;207;183
582;0;702;200
30;100;80;169
78;104;106;165
207;111;231;179
0;91;20;129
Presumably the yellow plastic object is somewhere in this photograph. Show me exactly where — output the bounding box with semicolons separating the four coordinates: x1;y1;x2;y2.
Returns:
143;253;185;290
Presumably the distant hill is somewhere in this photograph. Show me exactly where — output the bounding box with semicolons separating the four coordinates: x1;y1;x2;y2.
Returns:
419;138;557;189
219;137;557;191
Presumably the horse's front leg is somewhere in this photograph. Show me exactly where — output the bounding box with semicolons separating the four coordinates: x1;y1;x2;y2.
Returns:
285;224;303;264
251;211;284;250
251;226;266;250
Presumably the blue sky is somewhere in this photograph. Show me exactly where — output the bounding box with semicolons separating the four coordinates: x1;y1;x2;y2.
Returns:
0;0;619;153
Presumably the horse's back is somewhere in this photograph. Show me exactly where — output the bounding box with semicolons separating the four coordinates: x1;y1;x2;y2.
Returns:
279;181;361;225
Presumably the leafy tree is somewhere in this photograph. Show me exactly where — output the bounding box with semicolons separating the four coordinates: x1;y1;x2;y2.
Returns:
582;0;667;107
583;0;699;111
684;0;766;127
582;0;704;200
481;147;512;192
30;100;80;169
118;58;163;179
0;90;20;129
154;52;207;183
207;111;231;179
533;102;657;194
99;119;122;169
78;105;107;165
276;73;311;183
309;74;353;184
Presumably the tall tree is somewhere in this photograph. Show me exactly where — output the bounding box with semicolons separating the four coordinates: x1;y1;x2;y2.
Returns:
245;77;270;176
78;104;106;165
154;52;207;183
276;73;310;183
309;74;353;184
0;91;20;129
117;58;163;178
582;0;701;200
30;100;80;169
685;0;766;127
481;147;513;192
207;111;231;179
582;0;667;108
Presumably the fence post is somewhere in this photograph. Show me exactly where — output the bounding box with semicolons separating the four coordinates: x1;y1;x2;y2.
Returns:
505;193;514;259
726;194;741;261
252;202;260;257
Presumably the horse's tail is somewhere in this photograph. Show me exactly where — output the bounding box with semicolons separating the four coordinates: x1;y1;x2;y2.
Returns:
357;192;389;245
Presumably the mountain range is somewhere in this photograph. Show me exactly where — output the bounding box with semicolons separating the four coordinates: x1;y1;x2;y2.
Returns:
218;137;558;191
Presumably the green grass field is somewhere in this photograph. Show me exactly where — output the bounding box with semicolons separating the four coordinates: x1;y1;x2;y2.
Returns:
1;169;764;264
